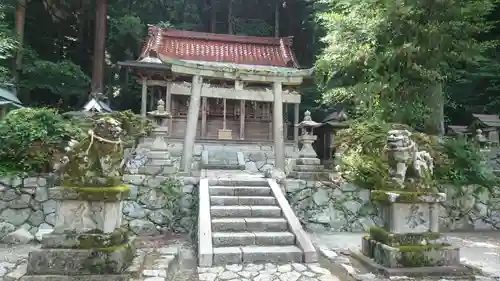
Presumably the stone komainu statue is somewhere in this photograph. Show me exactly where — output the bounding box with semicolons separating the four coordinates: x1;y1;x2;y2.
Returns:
385;129;434;188
57;116;125;187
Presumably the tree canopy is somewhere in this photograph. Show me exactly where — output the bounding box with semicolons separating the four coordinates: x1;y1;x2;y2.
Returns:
0;0;498;126
315;0;499;133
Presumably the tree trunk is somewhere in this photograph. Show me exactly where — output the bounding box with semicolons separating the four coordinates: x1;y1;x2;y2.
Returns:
91;0;107;94
274;1;280;37
14;0;26;93
181;0;187;26
228;0;233;34
210;0;216;32
424;83;445;136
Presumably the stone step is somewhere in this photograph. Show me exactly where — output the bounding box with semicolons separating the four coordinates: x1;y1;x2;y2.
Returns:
293;164;325;172
148;151;171;160
288;171;328;180
203;164;245;170
208;178;269;187
210;196;277;206
138;165;177;175
210;206;282;217
212;245;303;265
148;159;173;166
209;186;271;196
212;231;295;247
295;158;321;165
211;218;289;232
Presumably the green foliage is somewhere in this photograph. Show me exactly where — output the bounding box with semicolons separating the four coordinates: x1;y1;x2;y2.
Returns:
0;106;152;179
107;110;153;147
21;59;90;97
158;178;196;234
0;4;16;83
337;119;498;190
435;136;498;191
316;0;498;128
107;15;145;62
0;107;82;176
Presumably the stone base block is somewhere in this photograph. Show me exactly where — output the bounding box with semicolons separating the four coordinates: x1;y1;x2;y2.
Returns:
20;275;131;281
27;238;135;275
288;171;328;180
293;164;324;172
148;159;173;166
148;151;171;160
295;158;321;165
139;165;177;175
352;237;473;277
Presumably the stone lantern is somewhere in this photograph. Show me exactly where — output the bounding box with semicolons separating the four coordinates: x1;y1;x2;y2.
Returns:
147;99;171;150
296;110;321;158
139;99;175;175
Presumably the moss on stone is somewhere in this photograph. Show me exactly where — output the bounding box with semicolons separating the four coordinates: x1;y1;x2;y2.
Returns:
371;190;443;204
396;244;450;267
82;238;135;274
61;185;130;201
76;228;128;249
369;226;442;246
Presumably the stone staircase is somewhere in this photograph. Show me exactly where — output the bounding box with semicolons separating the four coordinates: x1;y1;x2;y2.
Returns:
198;170;317;266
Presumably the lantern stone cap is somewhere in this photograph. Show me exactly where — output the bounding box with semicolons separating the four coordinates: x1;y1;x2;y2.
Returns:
296;110;321;128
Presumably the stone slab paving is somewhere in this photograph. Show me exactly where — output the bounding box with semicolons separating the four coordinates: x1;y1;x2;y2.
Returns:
198;263;340;281
0;243;39;281
309;231;500;281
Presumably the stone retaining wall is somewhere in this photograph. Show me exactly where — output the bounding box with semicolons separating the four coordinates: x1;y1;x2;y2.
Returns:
284;179;500;232
3;172;499;244
0;174;197;244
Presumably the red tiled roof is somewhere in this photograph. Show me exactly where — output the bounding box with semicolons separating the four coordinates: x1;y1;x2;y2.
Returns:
140;26;299;68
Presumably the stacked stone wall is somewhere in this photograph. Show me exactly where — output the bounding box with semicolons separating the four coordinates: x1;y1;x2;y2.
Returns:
0;174;197;244
284;179;500;232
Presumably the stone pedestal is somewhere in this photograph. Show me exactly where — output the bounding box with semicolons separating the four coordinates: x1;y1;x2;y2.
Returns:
21;186;135;281
139;126;176;175
289;158;328;180
353;190;472;277
298;134;318;158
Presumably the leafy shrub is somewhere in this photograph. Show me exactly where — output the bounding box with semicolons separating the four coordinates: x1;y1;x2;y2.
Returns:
108;110;153;146
336;119;498;191
0;108;82;175
0;108;154;177
435;136;498;192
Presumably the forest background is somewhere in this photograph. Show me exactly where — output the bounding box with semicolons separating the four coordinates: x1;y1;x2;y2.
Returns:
0;0;499;131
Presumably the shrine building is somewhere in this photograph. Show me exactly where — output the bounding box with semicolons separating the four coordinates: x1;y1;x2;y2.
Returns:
119;27;313;172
